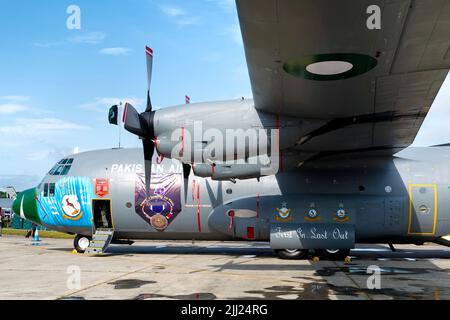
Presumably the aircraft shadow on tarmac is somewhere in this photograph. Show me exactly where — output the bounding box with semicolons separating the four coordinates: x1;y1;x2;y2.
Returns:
47;242;450;259
48;243;450;300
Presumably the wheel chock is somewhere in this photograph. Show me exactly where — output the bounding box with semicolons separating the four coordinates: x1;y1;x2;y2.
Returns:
312;256;320;262
344;256;352;263
71;249;78;254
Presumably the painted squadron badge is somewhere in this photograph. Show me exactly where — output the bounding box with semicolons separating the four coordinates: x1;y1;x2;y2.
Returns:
61;195;83;220
140;187;175;231
276;202;293;222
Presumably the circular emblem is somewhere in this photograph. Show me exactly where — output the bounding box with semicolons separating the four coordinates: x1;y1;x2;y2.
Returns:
308;209;318;219
62;195;83;220
283;53;378;81
151;214;168;231
337;209;346;219
276;202;292;220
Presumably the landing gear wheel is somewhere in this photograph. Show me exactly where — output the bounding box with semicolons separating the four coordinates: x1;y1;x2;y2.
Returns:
315;249;351;261
275;249;309;260
74;234;91;253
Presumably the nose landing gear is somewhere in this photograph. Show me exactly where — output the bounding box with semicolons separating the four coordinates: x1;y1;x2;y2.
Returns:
74;234;91;253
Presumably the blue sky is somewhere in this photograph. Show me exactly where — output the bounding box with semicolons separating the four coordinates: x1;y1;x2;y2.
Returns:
0;0;449;190
0;0;250;190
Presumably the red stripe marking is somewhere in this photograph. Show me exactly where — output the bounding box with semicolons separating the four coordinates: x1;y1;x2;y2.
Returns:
246;227;255;239
145;46;153;56
196;184;202;232
123;103;128;123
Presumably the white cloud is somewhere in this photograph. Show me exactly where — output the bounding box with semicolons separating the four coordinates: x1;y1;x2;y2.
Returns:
160;5;186;17
80;97;144;113
33;32;106;48
159;5;199;27
0;118;89;136
69;32;106;44
0;96;30;115
0;103;28;115
32;41;65;48
1;96;30;102
99;47;132;55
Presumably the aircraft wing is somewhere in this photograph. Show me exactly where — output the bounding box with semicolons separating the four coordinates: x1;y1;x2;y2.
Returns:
237;0;450;159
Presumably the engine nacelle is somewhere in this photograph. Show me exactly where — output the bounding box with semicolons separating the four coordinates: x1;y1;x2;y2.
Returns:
192;163;261;180
192;156;277;180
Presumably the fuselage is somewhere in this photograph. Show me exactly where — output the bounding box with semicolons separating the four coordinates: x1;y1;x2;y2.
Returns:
13;145;450;245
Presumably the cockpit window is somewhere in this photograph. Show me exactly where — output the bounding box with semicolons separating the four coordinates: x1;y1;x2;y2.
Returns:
43;183;56;197
61;165;71;175
48;158;74;176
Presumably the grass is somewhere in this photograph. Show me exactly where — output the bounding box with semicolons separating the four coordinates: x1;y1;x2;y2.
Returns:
1;228;75;239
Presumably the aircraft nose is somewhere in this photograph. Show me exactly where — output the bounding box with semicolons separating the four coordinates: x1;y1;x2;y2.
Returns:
12;188;40;224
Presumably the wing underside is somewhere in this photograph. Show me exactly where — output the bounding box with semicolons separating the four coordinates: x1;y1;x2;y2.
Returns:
237;0;450;163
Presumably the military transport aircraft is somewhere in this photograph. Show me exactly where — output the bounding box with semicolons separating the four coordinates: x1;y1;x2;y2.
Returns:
12;0;450;259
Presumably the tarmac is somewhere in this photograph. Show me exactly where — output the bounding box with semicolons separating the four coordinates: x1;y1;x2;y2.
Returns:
2;235;450;300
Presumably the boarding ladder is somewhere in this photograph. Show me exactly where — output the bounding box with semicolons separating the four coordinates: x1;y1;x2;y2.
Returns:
85;228;114;254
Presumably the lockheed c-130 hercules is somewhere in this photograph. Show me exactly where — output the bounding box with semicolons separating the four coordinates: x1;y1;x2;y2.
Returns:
12;0;450;259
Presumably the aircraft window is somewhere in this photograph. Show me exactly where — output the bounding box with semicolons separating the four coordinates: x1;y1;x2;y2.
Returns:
49;183;55;197
49;158;74;176
43;183;49;197
48;165;58;175
61;165;71;175
54;165;64;175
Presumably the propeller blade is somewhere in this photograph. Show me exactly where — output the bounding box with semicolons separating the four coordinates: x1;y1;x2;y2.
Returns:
145;46;153;112
142;138;155;196
182;163;191;202
123;103;147;137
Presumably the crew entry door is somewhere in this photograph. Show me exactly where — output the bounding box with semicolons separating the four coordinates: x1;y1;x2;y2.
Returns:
92;199;114;230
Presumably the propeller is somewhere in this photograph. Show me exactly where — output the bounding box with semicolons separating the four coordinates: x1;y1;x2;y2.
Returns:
123;46;192;199
123;46;157;195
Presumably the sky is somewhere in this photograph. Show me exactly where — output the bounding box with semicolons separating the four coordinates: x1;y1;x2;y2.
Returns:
0;0;449;191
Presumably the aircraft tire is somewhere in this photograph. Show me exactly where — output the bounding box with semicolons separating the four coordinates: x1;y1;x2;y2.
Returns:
74;234;91;253
275;249;309;260
315;249;350;261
